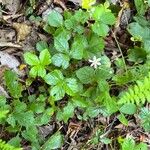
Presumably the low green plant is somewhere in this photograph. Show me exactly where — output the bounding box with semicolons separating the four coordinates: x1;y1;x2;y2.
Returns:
1;0;150;149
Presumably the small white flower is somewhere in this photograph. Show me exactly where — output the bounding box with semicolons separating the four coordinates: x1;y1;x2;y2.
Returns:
88;56;101;69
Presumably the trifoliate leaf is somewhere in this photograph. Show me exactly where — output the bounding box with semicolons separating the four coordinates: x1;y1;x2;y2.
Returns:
52;53;70;69
24;52;39;66
44;70;64;85
76;66;95;84
47;10;63;27
42;131;64;150
39;49;51;66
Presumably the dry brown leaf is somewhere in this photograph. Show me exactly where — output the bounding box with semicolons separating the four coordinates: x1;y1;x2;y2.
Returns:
0;51;22;75
2;0;20;14
12;23;31;42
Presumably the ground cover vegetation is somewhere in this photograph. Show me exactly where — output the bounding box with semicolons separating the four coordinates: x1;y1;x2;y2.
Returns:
0;0;150;149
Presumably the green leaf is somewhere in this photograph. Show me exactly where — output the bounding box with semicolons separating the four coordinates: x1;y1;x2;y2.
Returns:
72;97;88;108
52;53;70;69
118;114;128;126
47;10;63;27
82;0;96;9
36;41;49;52
134;0;147;15
70;35;88;60
135;142;148;150
37;66;46;78
50;84;65;101
14;111;35;128
22;126;38;143
64;78;79;96
76;66;95;84
39;49;51;66
29;66;38;78
42;131;64;150
4;70;22;98
87;34;104;54
92;22;109;37
120;103;137;115
8;136;21;148
24;52;39;66
54;29;71;53
128;47;147;63
44;70;64;85
57;102;75;123
100;12;116;25
121;137;135;150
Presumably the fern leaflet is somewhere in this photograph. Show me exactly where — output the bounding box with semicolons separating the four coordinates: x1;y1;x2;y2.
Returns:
0;139;22;150
118;72;150;105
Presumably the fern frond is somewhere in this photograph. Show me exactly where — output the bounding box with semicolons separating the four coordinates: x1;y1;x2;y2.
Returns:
118;72;150;105
0;139;22;150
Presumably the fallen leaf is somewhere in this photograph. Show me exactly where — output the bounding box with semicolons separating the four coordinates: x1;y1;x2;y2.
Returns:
0;51;20;73
12;23;31;42
2;0;20;14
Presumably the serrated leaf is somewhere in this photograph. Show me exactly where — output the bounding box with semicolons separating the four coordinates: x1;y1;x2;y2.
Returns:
92;22;109;37
24;52;39;66
100;12;116;25
70;35;88;60
72;97;88;108
42;131;64;150
52;53;70;69
87;34;104;53
14;111;35;128
4;70;22;98
54;29;71;53
47;10;63;27
39;49;51;66
121;137;135;150
22;126;38;143
8;136;21;148
44;70;64;85
76;66;95;84
57;102;74;123
50;84;65;101
64;78;79;96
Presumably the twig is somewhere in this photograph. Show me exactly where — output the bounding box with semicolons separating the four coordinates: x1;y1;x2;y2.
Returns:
111;30;128;73
0;42;22;48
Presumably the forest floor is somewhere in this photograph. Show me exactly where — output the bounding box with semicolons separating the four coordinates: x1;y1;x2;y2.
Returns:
0;0;150;150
